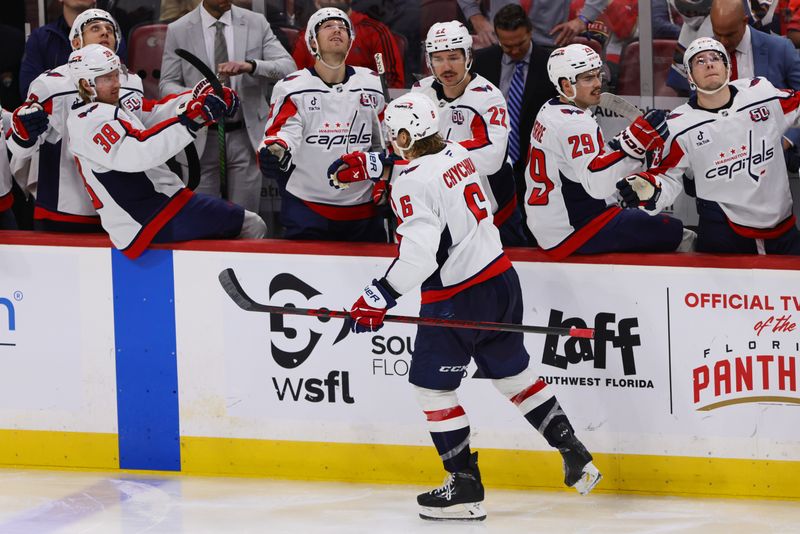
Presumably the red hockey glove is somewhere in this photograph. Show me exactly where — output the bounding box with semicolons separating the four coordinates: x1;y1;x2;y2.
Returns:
349;279;397;333
371;180;390;205
11;102;49;146
328;151;387;190
616;172;661;212
179;93;226;131
611;109;669;160
192;79;240;118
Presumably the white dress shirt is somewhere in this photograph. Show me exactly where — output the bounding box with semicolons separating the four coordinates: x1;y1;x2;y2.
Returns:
734;25;755;80
199;6;237;91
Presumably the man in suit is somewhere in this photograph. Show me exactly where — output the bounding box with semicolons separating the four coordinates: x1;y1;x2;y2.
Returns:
160;0;296;232
472;5;557;223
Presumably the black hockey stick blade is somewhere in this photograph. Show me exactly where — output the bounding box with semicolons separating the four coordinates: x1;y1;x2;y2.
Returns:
218;268;593;338
175;48;224;97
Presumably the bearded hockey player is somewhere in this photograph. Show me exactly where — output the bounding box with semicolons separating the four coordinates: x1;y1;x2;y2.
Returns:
66;45;265;258
618;37;800;254
346;92;601;522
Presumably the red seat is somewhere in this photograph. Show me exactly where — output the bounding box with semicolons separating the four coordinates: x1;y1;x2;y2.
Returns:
277;26;301;53
421;0;460;39
127;23;168;100
616;39;678;97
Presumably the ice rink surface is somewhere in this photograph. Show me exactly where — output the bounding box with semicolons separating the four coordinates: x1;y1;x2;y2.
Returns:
0;468;798;534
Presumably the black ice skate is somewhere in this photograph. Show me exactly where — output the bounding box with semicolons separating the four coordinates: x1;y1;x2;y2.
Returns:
554;422;602;495
417;452;486;521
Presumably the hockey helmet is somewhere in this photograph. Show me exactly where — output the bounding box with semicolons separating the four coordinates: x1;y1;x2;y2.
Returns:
68;44;121;100
305;7;355;56
547;44;603;100
425;21;474;74
683;37;730;94
384;92;440;157
69;8;122;52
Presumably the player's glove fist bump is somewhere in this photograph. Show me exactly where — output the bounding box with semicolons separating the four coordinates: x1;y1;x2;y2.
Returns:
259;137;292;175
328;151;386;190
12;102;49;146
179;93;226;131
612;109;669;160
616;172;661;212
348;278;397;333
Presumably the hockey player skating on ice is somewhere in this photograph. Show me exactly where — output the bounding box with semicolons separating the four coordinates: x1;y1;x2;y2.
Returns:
618;37;800;255
259;7;387;241
66;45;266;258
526;43;694;260
345;92;601;522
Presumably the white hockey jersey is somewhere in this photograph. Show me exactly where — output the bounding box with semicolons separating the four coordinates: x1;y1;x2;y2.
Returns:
384;142;510;303
262;66;385;218
67;102;195;258
524;98;643;258
646;78;800;236
411;74;517;221
8;64;187;224
0;111;13;212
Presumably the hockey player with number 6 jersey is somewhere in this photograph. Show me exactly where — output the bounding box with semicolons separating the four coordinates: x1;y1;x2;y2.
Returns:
345;92;601;522
525;44;692;259
618;37;800;254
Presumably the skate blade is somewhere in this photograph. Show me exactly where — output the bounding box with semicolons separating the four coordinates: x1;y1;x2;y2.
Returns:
572;462;602;495
419;502;486;521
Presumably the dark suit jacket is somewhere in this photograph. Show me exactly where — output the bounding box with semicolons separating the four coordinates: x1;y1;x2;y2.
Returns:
472;43;556;179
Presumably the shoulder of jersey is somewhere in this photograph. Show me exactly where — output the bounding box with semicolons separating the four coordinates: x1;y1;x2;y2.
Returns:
411;76;435;91
30;64;75;100
466;73;499;95
120;70;144;93
539;98;590;123
276;68;315;88
397;143;464;180
71;102;116;122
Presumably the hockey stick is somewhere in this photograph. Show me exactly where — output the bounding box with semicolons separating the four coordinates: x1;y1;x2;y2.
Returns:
219;268;594;339
175;48;227;199
598;92;643;121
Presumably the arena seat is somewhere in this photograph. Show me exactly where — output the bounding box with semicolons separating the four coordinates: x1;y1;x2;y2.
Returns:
127;23;168;100
570;36;604;57
276;26;301;53
421;0;461;39
616;39;678;97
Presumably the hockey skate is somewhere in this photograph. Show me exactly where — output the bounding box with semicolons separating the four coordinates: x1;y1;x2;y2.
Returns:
554;423;602;495
417;452;486;521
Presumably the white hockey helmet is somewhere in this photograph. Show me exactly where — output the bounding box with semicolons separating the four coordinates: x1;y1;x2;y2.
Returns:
305;7;355;56
683;37;730;94
547;44;603;100
69;8;122;52
68;44;121;100
384;92;440;157
425;21;474;74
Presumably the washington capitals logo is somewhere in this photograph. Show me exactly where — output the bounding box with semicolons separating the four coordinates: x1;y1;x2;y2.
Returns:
560;108;583;115
283;74;300;82
471;85;493;92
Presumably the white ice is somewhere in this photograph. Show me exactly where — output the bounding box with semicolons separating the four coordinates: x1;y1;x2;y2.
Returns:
0;468;797;534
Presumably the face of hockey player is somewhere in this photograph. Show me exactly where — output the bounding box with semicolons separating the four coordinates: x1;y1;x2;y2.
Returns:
93;69;121;105
569;68;602;108
315;19;352;58
430;50;468;88
72;19;117;51
496;26;532;62
689;50;728;92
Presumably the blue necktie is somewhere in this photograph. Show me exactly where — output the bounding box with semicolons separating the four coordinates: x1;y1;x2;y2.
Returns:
507;60;526;163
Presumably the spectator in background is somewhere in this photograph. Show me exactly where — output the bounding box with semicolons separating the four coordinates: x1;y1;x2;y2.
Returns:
0;24;26;110
19;0;128;98
667;0;713;95
787;0;800;46
0;110;16;229
292;0;405;88
160;0;296;233
472;4;556;232
653;0;683;38
160;0;201;22
457;0;610;49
